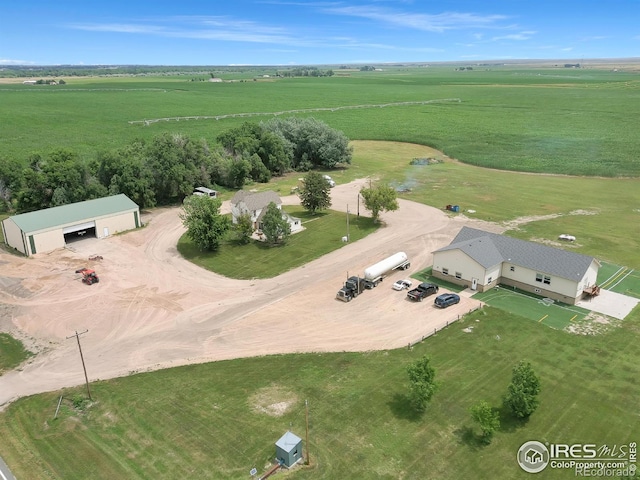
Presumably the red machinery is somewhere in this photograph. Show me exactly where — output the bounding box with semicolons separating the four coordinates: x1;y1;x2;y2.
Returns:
75;268;100;285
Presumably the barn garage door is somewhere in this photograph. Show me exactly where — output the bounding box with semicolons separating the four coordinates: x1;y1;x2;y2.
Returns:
62;221;95;235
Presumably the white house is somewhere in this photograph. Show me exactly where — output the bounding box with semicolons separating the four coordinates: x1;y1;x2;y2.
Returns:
432;227;600;305
230;190;301;233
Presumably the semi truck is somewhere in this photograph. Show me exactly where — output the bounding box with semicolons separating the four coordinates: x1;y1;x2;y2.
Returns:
336;276;366;302
363;252;410;289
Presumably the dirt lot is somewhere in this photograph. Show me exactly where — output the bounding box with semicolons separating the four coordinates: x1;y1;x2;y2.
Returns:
0;179;501;407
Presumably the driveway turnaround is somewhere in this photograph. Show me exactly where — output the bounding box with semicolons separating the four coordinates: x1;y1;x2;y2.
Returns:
0;179;498;408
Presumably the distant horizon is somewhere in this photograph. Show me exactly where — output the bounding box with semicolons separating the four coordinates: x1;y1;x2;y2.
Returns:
3;1;639;66
3;56;640;69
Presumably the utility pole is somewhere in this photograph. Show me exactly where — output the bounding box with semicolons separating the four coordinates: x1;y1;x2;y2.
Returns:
67;330;92;401
305;399;310;465
346;204;350;241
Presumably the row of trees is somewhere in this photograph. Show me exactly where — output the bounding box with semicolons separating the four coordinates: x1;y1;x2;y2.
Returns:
407;356;541;445
0;117;352;213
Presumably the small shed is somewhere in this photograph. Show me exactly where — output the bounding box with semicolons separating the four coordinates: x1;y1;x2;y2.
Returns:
275;431;303;467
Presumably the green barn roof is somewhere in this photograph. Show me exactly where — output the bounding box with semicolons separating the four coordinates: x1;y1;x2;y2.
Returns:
9;194;139;233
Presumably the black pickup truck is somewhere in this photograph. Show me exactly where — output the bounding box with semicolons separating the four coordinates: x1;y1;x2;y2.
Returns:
407;282;439;302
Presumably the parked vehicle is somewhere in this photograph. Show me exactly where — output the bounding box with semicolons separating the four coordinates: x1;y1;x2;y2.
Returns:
407;282;439;301
75;268;99;285
363;252;410;289
336;276;366;302
434;293;460;308
193;186;218;198
393;279;413;291
322;175;336;187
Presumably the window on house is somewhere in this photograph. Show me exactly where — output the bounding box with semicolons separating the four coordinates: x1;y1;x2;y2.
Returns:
510;266;515;272
535;273;543;283
442;268;449;275
455;272;462;279
543;276;551;285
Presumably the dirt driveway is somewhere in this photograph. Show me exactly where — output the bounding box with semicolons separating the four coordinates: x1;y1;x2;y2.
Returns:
0;180;498;407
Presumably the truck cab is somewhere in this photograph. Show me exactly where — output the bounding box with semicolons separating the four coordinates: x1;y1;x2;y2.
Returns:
336;276;365;302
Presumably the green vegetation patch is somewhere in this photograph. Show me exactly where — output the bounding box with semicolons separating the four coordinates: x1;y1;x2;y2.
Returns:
177;208;378;279
347;140;640;268
0;307;638;479
0;333;32;373
472;287;590;330
597;262;640;299
2;67;640;176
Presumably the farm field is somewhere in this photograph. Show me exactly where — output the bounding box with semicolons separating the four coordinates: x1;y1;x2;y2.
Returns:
0;307;638;479
1;66;640;176
1;64;640;480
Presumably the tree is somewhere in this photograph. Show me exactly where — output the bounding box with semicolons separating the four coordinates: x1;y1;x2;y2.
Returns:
407;355;438;412
470;401;500;444
234;213;254;244
298;171;331;214
96;147;156;209
504;361;541;418
260;201;291;245
146;133;208;205
359;183;399;222
263;117;352;169
179;195;230;251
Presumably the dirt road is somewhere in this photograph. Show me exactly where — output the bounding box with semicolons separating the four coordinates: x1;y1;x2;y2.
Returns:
0;180;499;408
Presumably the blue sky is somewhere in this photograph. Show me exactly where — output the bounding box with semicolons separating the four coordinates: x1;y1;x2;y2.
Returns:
2;1;638;66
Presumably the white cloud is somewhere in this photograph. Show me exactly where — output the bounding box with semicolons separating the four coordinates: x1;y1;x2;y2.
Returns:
0;58;35;65
491;31;536;42
323;5;509;32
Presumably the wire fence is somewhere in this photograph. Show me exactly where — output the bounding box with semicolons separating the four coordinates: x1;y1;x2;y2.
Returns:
407;304;483;349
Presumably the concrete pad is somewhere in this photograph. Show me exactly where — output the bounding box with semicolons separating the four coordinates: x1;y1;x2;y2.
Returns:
576;289;639;320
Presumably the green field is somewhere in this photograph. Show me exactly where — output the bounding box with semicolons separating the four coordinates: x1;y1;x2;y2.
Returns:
2;66;640;479
0;307;638;479
2;66;640;176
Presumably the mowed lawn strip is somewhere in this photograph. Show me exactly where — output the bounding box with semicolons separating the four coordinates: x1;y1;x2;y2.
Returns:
177;208;378;279
0;307;638;479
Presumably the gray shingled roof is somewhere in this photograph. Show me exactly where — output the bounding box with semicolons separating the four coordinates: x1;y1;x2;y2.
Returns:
7;194;139;234
435;227;596;281
231;190;282;211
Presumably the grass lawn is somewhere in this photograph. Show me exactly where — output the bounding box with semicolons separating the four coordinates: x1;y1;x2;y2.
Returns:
177;208;378;279
0;333;32;374
345;141;640;268
0;306;638;479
